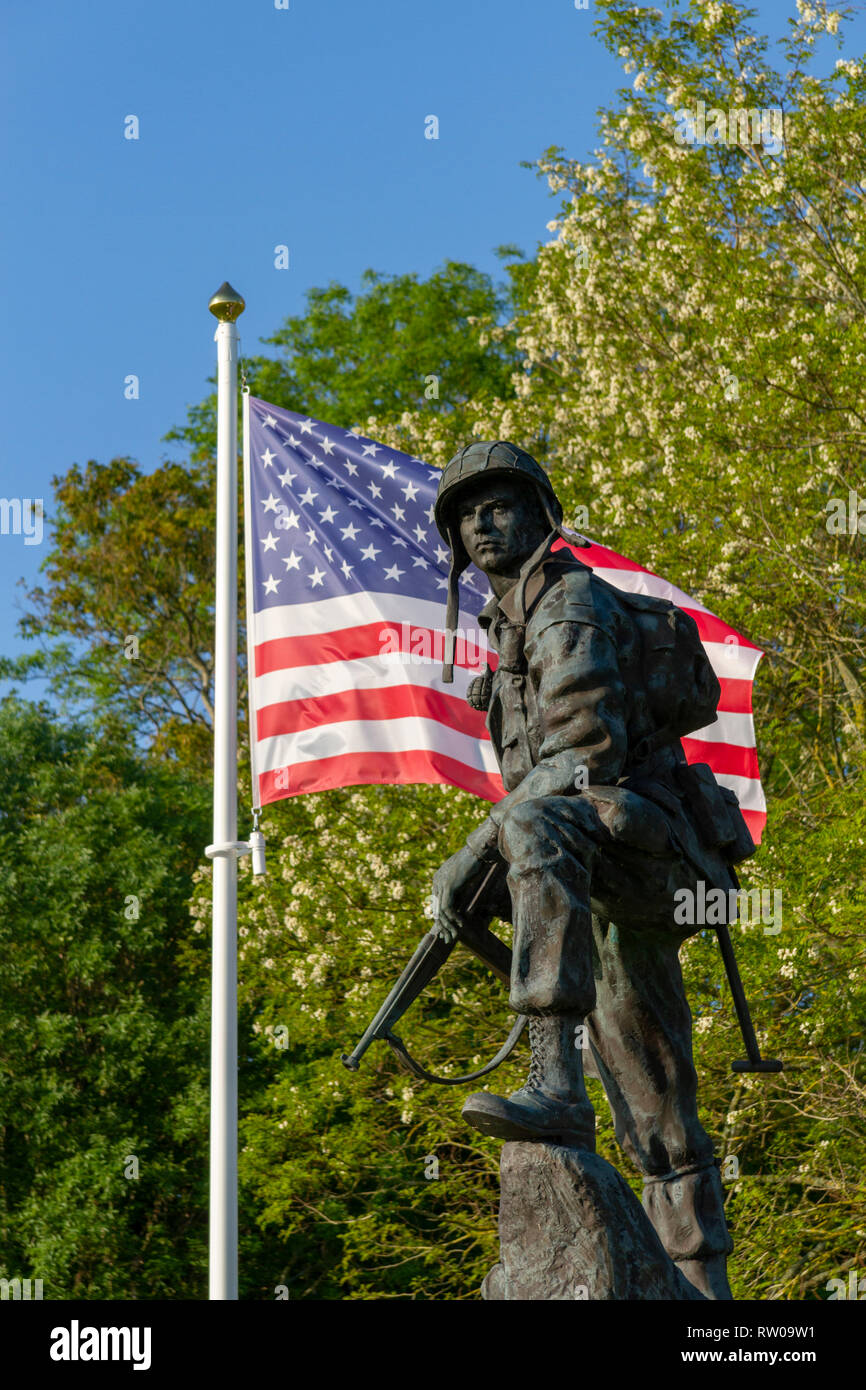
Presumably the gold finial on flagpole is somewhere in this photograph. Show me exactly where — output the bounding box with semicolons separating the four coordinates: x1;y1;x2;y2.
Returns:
208;282;246;322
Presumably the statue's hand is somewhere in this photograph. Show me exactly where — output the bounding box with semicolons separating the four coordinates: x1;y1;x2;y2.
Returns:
431;845;489;944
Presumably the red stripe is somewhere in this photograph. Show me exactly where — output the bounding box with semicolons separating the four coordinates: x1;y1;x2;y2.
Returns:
257;681;490;741
260;752;767;844
716;678;756;714
681;738;760;781
687;612;763;652
741;808;766;846
255;620;491;677
552;535;647;573
259;749;505;805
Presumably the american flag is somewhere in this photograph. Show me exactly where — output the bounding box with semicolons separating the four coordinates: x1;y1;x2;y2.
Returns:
243;396;766;845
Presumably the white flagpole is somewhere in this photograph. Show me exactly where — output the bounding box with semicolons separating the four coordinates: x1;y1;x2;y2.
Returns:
206;281;245;1300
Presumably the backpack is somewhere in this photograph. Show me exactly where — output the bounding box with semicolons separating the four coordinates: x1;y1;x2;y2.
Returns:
614;587;721;761
469;559;720;761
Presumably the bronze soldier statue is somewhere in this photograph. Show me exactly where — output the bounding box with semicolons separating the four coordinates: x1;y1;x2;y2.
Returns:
430;441;756;1302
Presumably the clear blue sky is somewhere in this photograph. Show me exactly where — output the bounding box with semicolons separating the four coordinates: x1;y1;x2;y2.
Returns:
1;0;863;689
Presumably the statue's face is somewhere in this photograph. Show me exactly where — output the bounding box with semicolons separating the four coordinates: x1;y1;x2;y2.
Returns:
455;478;549;580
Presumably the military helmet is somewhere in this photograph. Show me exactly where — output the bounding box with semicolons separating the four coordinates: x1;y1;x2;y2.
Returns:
434;440;563;550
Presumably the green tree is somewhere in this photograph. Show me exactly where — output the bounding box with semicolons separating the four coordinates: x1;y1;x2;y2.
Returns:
11;458;217;768
0;698;212;1297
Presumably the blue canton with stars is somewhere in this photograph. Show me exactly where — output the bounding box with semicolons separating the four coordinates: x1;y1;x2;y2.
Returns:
247;397;491;617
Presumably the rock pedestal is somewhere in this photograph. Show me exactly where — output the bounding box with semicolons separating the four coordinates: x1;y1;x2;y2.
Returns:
482;1142;706;1301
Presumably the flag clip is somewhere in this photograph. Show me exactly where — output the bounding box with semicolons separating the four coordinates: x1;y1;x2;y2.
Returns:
205;820;267;877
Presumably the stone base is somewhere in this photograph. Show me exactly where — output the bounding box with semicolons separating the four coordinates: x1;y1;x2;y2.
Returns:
482;1142;707;1301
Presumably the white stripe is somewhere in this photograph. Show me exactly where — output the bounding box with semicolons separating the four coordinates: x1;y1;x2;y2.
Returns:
703;641;763;682
253;592;488;645
257;716;503;777
591;564;711;614
686;710;757;747
255;650;484;711
714;773;767;814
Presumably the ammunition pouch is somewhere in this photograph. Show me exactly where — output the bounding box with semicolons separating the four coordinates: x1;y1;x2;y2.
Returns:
674;761;755;864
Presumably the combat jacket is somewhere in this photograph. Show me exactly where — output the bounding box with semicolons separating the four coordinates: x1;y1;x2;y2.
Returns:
464;532;755;883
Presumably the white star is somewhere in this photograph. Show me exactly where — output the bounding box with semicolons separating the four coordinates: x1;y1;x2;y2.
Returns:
262;493;279;513
308;454;325;470
344;429;361;441
263;414;277;428
394;538;408;548
391;503;406;522
370;518;385;529
318;435;335;455
261;531;278;552
383;563;405;582
360;543;381;562
261;449;277;468
427;469;440;481
305;527;317;544
262;574;281;595
318;504;339;524
379;461;399;480
277;508;300;531
348;498;364;510
340;560;354;579
412;556;429;568
278;467;297;487
413;525;427;543
401;481;420;502
425;505;436;522
298;418;316;435
299;487;318;506
436;576;449;589
340;522;360;541
282;550;302;570
367;481;383;499
324;545;334;562
434;545;449;565
309;566;326;587
287;433;301;447
343;459;359;476
361;443;380;458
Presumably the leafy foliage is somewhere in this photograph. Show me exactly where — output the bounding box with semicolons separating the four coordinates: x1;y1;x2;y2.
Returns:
0;699;211;1297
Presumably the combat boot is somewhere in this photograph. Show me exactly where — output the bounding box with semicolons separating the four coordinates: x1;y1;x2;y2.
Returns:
462;1014;596;1148
642;1161;734;1301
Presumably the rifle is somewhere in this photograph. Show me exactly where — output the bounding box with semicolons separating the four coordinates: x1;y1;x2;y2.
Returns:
340;863;782;1083
340;863;527;1085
